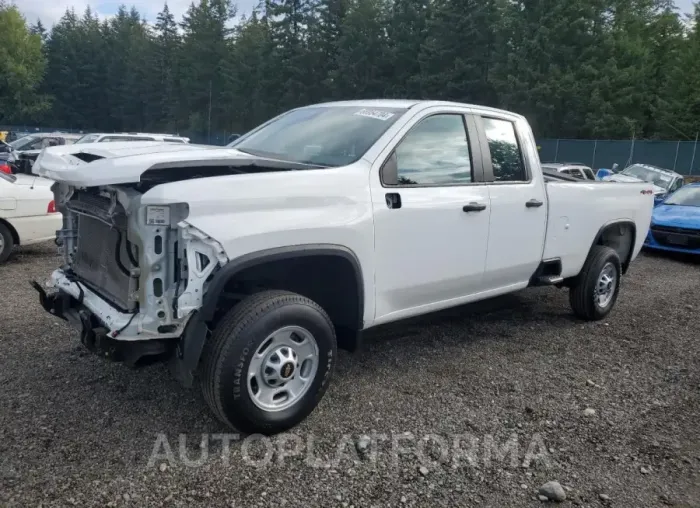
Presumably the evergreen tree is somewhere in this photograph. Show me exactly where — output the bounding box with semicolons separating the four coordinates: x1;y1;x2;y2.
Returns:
332;0;390;99
386;0;430;98
179;0;235;136
29;19;47;42
10;0;700;141
419;0;498;104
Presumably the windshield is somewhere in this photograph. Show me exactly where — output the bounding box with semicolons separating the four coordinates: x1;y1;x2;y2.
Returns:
75;134;100;144
9;135;41;151
229;106;407;167
621;164;673;189
664;185;700;207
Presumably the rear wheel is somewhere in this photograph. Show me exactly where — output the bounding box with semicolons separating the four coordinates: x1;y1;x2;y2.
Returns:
569;246;621;321
0;223;14;263
201;290;336;434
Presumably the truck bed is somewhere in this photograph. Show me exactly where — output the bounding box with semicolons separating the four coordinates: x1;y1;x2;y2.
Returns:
543;179;654;278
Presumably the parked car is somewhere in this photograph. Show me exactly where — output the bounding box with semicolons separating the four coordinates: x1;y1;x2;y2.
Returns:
32;100;654;434
74;133;190;144
0;171;62;263
604;163;684;205
541;162;596;181
7;133;82;174
644;182;700;255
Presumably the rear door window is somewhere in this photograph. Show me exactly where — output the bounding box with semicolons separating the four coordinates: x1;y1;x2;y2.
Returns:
481;117;526;182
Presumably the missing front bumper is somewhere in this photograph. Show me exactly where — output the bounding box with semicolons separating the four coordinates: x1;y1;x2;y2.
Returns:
31;279;173;367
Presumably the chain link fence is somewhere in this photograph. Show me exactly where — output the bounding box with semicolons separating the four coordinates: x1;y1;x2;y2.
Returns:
537;138;700;176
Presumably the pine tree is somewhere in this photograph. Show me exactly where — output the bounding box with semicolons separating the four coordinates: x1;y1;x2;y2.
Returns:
418;0;499;104
386;0;430;98
179;0;235;137
29;19;47;42
265;0;321;110
147;3;181;131
332;0;390;99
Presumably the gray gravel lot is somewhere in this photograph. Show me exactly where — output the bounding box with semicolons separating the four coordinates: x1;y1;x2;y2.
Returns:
1;243;699;508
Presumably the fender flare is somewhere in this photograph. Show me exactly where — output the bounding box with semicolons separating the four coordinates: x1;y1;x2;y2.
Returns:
589;219;637;273
172;244;365;388
200;243;365;327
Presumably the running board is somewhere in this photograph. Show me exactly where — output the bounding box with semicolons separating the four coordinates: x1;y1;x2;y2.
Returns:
528;258;563;287
535;275;564;286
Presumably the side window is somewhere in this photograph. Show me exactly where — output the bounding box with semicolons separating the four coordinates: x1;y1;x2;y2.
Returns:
570;168;585;179
482;117;526;182
671;178;683;192
583;168;596;180
391;114;472;186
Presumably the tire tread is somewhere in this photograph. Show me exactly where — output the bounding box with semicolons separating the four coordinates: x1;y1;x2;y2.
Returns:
569;245;620;320
201;290;335;431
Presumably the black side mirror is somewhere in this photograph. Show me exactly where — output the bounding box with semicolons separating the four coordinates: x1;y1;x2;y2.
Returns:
381;152;398;185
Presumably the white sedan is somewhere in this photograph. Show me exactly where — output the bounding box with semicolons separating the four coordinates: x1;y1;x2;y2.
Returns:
0;172;61;263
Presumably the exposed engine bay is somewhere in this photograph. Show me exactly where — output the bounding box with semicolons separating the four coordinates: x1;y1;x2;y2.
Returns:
46;183;227;343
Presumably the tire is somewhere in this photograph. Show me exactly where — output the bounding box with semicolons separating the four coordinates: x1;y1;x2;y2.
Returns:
0;222;14;264
201;290;337;434
569;245;621;321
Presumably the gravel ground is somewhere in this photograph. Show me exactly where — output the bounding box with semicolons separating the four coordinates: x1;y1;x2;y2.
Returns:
1;243;699;508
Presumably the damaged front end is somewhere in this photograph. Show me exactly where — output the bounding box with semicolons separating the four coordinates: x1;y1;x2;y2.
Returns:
34;182;228;372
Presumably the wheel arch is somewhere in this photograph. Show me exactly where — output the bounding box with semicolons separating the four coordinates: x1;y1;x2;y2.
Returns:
201;244;365;348
0;218;19;245
590;219;636;274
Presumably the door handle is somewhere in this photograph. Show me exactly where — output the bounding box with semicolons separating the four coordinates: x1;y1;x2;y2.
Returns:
526;199;544;208
462;202;487;212
385;193;402;209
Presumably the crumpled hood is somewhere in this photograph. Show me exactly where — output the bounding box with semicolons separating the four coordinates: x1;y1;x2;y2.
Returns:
606;174;667;194
31;142;257;186
651;203;700;229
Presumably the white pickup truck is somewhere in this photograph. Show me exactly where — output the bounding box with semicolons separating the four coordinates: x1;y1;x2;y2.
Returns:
32;100;654;434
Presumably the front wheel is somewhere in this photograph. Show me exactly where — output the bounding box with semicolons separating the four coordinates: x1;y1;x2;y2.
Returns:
201;290;337;434
569;246;621;321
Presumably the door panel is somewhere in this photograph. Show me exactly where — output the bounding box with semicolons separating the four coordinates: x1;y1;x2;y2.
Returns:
370;112;491;322
478;116;547;288
372;186;491;319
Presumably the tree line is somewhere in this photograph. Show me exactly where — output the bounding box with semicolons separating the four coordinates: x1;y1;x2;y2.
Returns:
4;0;700;141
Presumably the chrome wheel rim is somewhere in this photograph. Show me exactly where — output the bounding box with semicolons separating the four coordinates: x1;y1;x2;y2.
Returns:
247;325;319;412
595;262;617;308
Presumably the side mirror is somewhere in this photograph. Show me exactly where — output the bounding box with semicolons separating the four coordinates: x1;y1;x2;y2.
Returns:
381;152;398;186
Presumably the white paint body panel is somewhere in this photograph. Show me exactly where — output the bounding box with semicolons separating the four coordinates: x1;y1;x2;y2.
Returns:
39;100;654;332
543;181;653;277
0;174;61;245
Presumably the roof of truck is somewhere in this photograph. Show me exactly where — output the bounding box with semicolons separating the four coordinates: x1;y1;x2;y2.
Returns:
306;99;524;118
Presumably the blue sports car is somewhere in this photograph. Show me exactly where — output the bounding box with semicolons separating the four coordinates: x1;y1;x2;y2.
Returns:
645;182;700;255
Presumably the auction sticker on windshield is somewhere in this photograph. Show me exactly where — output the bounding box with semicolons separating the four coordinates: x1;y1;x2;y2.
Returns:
146;206;170;225
354;109;395;121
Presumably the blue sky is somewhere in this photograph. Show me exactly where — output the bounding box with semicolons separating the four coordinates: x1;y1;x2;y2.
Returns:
18;0;697;27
